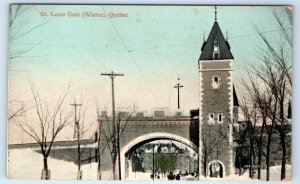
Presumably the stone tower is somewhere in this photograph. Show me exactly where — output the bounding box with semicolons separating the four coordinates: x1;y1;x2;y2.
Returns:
198;10;238;178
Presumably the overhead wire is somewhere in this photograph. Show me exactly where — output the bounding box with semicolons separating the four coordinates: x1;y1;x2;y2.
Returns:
100;5;157;100
13;27;292;52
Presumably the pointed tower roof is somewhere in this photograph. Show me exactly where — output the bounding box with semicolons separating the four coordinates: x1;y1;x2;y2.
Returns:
199;21;234;60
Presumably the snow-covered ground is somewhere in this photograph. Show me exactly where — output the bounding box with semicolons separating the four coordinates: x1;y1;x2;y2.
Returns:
126;172;197;181
8;148;113;180
202;165;291;181
8;147;291;181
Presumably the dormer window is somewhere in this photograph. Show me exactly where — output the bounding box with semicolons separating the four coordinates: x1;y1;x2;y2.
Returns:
213;44;220;59
213;34;220;59
214;45;219;52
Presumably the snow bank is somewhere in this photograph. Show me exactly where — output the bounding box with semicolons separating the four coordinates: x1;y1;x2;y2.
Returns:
8;148;291;181
8;148;112;180
202;165;291;181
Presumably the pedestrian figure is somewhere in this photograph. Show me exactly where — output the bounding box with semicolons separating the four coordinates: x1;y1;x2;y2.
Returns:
176;173;180;180
167;172;175;180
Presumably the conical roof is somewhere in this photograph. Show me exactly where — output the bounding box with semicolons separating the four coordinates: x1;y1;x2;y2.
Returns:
199;21;234;60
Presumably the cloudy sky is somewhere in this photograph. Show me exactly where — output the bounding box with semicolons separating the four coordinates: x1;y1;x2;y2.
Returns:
8;5;290;143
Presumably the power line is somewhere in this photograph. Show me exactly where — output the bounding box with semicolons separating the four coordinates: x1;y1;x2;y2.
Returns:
13;41;128;52
101;6;157;100
229;28;292;39
13;27;292;53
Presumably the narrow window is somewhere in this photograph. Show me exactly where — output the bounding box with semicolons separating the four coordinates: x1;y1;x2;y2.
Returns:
212;76;220;89
214;77;219;83
208;113;214;124
218;114;223;123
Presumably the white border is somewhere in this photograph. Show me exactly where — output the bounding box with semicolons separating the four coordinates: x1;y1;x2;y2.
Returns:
1;1;299;184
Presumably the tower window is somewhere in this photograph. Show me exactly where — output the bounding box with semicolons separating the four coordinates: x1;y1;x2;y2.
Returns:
213;34;220;59
214;45;219;52
218;114;223;123
212;76;220;89
212;43;220;59
208;113;214;124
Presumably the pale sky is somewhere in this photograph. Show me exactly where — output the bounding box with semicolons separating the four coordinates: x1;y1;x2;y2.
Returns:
8;5;291;143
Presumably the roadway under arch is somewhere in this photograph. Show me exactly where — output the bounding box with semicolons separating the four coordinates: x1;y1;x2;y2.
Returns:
120;132;199;180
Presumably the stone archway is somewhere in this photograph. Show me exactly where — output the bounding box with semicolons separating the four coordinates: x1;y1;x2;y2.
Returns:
207;160;225;178
120;132;198;180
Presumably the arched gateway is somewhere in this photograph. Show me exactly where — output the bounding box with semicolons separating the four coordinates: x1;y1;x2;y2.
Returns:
120;132;198;180
207;160;226;178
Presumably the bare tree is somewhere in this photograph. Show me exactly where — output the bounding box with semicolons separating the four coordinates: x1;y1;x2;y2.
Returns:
99;106;135;180
95;104;103;179
69;98;95;180
94;103;117;180
8;100;28;121
254;7;292;180
9;5;48;67
8;5;48;121
238;7;292;181
13;83;72;179
240;76;276;181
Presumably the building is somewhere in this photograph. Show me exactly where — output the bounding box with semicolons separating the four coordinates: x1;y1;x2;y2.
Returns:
197;10;239;178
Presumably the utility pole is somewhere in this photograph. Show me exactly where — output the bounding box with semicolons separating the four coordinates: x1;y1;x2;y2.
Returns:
101;71;124;180
70;101;82;180
70;102;82;138
152;144;155;181
97;118;102;180
174;78;184;109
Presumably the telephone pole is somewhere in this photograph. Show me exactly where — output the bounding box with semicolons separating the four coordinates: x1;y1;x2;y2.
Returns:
70;102;82;139
174;78;184;109
101;71;124;180
70;101;82;180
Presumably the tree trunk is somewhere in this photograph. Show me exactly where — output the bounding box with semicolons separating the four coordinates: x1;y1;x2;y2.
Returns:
249;133;254;179
41;156;50;180
43;156;48;170
278;91;287;181
266;138;271;181
257;147;262;179
117;127;121;180
112;150;117;180
97;118;102;180
238;152;242;176
203;151;207;177
77;122;82;180
257;122;265;180
280;133;286;180
97;151;101;180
